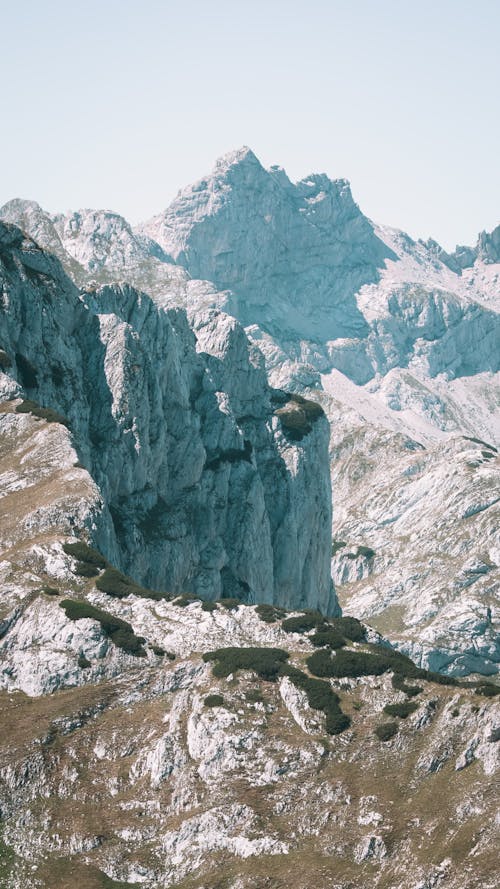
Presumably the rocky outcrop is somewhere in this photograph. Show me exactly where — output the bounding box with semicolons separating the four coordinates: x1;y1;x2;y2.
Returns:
0;221;335;611
0;593;498;889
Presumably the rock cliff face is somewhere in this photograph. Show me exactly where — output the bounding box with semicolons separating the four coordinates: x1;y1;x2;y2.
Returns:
0;221;335;612
1;149;499;675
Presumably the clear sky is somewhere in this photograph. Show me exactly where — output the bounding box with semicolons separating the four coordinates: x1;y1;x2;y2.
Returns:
1;0;498;249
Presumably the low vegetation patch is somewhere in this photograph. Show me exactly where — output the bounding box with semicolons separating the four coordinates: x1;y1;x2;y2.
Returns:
60;599;146;656
40;586;60;596
204;694;225;708
284;666;351;735
63;541;107;569
307;645;423;680
392;672;423;697
217;597;242;611
256;603;288;623
73;561;100;578
309;628;346;649
475;682;500;697
16;399;70;427
383;701;419;719
95;567;170;602
203;647;290;681
173;594;201;608
77;654;91;670
275;393;324;440
281;610;327;634
201;600;218;612
375;722;399;742
330;616;366;642
331;539;347;556
0;348;12;369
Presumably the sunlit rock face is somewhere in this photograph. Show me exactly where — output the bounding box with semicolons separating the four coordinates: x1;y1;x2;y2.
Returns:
2;147;499;674
0;221;336;612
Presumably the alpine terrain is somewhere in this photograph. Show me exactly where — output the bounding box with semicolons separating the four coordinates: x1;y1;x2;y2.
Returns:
0;149;498;889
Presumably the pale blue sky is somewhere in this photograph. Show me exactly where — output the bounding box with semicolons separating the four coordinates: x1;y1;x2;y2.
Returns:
1;0;498;249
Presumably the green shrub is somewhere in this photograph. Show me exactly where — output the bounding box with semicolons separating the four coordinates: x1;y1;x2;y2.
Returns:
424;670;460;687
383;701;419;719
307;648;387;679
246;688;264;703
16;399;69;427
451;708;459;717
256;603;288;623
63;541;107;569
282;611;326;634
0;349;12;369
489;727;500;742
275;394;324;440
309;628;346;649
73;561;100;578
392;673;423;697
78;654;91;669
95;567;170;602
217;597;242;610
151;645;165;657
375;722;399;742
173;595;200;607
204;694;225;708
203;647;289;681
331;540;347;556
475;682;499;697
60;599;146;657
283;666;351;735
201;600;218;612
329;616;366;642
40;586;60;596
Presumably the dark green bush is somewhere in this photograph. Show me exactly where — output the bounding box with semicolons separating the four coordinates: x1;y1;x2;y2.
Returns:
275;394;324;440
217;598;242;611
95;567;170;602
451;708;459;717
489;727;500;742
173;595;200;608
78;654;91;669
383;701;419;719
281;611;326;634
60;598;146;657
73;561;100;578
203;647;289;681
151;645;165;657
256;603;288;623
392;673;423;697
0;348;12;369
16;399;69;427
40;586;60;596
201;600;218;612
283;666;351;735
309;628;346;649
424;670;460;687
307;648;388;679
375;722;399;742
63;541;107;569
204;694;225;708
331;540;347;556
475;682;499;697
329;616;366;642
246;688;264;703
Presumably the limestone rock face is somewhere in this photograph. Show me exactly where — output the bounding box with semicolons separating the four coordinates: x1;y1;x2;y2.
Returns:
2;148;499;674
0;221;335;612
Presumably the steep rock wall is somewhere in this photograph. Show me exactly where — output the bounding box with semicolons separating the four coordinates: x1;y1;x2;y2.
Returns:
0;222;336;612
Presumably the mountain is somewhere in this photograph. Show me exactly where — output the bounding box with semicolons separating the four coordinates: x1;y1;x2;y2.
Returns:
0;221;335;612
1;149;499;675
